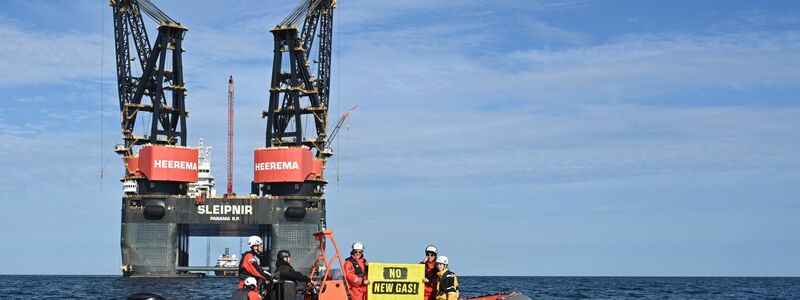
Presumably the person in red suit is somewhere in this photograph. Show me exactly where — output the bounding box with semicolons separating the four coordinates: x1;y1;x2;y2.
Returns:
237;236;273;292
421;245;439;300
344;241;369;300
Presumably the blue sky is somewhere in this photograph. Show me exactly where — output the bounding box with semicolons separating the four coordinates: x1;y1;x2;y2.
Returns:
0;0;799;276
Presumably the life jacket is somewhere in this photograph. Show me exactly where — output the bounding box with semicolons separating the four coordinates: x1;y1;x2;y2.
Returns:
422;260;437;282
345;256;368;277
238;251;260;281
437;269;458;295
422;260;438;296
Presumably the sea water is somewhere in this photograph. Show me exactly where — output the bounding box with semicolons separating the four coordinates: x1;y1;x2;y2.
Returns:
1;275;798;299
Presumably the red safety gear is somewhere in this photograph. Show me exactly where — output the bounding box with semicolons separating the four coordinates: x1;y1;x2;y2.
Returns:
422;260;439;300
344;255;369;300
248;289;262;300
238;252;269;289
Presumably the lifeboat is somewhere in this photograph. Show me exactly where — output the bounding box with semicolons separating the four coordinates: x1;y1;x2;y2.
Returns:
301;230;531;300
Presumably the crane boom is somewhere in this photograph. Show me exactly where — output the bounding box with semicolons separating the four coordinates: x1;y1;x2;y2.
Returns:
111;0;188;157
263;0;335;157
326;105;357;147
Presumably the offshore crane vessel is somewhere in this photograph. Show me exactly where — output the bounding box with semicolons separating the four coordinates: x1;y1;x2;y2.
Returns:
111;0;336;277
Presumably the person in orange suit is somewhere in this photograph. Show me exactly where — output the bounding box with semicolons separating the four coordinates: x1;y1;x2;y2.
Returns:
421;245;439;300
237;236;273;293
344;241;369;300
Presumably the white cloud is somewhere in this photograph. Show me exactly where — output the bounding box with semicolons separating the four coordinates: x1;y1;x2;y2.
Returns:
0;23;102;86
330;25;800;107
332;105;800;189
509;31;800;65
525;19;589;45
336;0;587;28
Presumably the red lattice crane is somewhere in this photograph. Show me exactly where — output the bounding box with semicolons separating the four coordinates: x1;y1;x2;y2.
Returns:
225;75;236;197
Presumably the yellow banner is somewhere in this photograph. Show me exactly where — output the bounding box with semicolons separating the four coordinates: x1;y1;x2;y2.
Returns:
367;263;424;300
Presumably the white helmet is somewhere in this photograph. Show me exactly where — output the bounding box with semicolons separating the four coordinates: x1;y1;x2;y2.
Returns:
425;245;437;254
436;256;448;265
248;236;263;247
352;241;364;251
244;277;257;287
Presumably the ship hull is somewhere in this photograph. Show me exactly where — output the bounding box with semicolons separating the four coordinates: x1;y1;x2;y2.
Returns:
120;195;324;277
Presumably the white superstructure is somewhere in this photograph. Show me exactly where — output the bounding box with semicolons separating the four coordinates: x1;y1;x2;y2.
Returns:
123;179;137;194
187;138;217;197
214;247;238;276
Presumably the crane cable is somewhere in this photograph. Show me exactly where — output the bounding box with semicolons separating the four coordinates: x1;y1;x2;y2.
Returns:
280;0;324;27
100;0;106;188
334;1;341;186
138;0;177;24
99;1;118;189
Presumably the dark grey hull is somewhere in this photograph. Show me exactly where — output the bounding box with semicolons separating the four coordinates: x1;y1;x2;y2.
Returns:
120;195;324;277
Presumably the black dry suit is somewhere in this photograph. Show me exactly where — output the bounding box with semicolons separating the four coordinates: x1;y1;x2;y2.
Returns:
271;259;312;300
274;259;311;283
